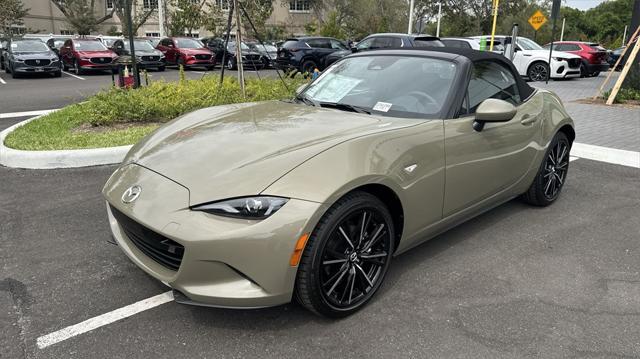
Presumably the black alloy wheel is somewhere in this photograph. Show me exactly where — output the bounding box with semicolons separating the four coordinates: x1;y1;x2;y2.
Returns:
523;132;571;206
528;62;549;82
296;191;394;317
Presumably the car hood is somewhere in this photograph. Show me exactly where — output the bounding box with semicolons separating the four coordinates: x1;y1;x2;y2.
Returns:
13;51;55;59
128;101;423;205
77;50;115;57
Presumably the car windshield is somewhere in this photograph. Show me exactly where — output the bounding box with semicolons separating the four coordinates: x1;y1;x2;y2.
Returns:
252;43;276;52
300;55;456;118
102;39;118;47
149;38;160;47
53;39;68;48
124;40;156;51
12;40;50;52
175;38;203;48
74;41;108;51
517;37;543;50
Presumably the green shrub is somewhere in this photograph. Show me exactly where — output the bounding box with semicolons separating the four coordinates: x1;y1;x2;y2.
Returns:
602;88;640;103
5;76;305;150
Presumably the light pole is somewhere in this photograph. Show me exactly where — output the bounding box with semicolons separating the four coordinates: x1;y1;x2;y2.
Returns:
436;2;442;37
408;0;415;34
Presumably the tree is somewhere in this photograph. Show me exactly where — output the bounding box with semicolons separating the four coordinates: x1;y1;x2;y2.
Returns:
112;0;157;36
168;0;207;36
50;0;115;35
0;0;29;36
239;0;274;35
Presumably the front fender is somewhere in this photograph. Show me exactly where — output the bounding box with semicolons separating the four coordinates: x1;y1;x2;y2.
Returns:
262;120;446;245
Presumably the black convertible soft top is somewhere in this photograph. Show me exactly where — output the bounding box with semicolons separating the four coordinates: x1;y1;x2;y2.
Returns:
420;47;535;100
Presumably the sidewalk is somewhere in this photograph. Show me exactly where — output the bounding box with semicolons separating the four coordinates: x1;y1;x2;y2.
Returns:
533;73;640;152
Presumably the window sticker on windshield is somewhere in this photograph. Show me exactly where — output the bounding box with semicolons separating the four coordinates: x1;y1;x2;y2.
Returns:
373;102;392;112
305;74;362;103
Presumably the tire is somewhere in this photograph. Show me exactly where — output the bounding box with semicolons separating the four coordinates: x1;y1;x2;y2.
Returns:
226;57;236;70
11;66;19;78
53;70;62;77
301;59;317;76
4;64;9;73
73;59;84;75
0;60;4;70
579;63;587;78
158;65;165;72
590;71;600;77
295;191;395;318
522;132;571;206
62;60;68;71
205;65;214;71
527;61;549;82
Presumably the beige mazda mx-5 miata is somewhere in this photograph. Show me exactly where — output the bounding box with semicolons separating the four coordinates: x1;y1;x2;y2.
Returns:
103;48;574;317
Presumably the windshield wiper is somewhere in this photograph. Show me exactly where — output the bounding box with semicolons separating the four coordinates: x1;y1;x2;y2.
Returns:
318;102;371;115
294;93;317;107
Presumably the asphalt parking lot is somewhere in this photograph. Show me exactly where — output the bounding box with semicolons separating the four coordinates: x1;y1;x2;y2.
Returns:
0;66;281;114
1;70;639;358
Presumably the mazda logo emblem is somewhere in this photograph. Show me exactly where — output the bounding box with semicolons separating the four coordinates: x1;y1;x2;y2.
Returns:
121;185;142;203
36;60;41;64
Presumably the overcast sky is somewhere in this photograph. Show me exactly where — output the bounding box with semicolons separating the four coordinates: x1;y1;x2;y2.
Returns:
564;0;607;10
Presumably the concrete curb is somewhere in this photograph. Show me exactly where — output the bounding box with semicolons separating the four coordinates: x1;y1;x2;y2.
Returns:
0;114;132;169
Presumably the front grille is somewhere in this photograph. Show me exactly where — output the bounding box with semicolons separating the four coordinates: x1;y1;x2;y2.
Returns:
90;57;112;64
194;54;211;60
25;59;51;66
568;58;581;68
142;56;160;61
110;205;184;271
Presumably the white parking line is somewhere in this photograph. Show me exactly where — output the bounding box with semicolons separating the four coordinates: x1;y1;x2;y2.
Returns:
570;156;578;162
37;291;173;349
572;142;640;169
0;109;59;119
190;71;206;74
62;71;85;80
0;75;6;84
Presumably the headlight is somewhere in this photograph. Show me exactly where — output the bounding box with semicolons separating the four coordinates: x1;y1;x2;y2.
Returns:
192;196;289;219
14;58;24;62
552;57;568;62
79;57;90;60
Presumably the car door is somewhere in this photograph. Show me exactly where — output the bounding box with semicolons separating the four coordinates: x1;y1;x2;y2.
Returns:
306;38;333;64
443;60;542;216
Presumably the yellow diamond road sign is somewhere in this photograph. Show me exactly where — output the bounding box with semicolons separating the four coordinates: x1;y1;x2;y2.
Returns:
528;10;547;31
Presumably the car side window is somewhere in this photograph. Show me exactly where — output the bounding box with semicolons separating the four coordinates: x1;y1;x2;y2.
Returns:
442;39;470;49
306;39;331;49
330;39;347;50
462;61;521;115
356;38;375;50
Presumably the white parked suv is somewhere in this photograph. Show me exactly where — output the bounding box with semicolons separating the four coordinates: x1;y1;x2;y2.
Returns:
471;35;582;81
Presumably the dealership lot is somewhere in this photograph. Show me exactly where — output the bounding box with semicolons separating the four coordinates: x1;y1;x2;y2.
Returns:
1;68;639;358
0;67;281;114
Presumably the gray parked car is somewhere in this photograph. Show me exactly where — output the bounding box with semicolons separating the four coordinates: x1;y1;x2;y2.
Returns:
3;39;61;78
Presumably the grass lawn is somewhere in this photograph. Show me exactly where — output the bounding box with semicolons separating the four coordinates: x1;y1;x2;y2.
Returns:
4;74;303;151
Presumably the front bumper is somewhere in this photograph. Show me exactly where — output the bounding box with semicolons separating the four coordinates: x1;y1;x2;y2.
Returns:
104;163;324;308
184;57;215;67
550;59;580;78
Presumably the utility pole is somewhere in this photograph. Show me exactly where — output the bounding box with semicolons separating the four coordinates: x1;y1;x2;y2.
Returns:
234;0;245;98
158;0;166;37
436;2;442;37
408;0;415;34
560;17;565;41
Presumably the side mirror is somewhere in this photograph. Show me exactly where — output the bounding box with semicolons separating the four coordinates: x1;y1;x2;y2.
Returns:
295;84;307;96
350;46;358;53
473;99;516;131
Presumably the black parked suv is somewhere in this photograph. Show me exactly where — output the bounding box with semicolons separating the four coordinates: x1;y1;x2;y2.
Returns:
201;38;264;70
276;37;348;73
3;39;61;78
324;33;444;67
111;38;166;71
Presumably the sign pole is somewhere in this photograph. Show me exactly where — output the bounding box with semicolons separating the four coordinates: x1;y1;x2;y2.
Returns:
546;0;561;84
489;0;499;51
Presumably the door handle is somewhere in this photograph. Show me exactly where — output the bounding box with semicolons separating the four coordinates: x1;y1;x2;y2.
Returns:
520;115;537;125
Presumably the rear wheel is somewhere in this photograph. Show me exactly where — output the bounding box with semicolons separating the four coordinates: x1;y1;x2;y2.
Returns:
528;61;549;82
295;191;394;318
226;57;236;70
523;132;571;206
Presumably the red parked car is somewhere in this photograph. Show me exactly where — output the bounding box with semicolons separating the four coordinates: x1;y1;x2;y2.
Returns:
59;38;118;75
156;37;215;70
544;41;609;77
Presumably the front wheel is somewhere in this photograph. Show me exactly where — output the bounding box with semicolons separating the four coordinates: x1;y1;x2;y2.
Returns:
528;61;549;82
522;132;571;206
73;59;84;75
295;191;394;317
227;57;236;70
